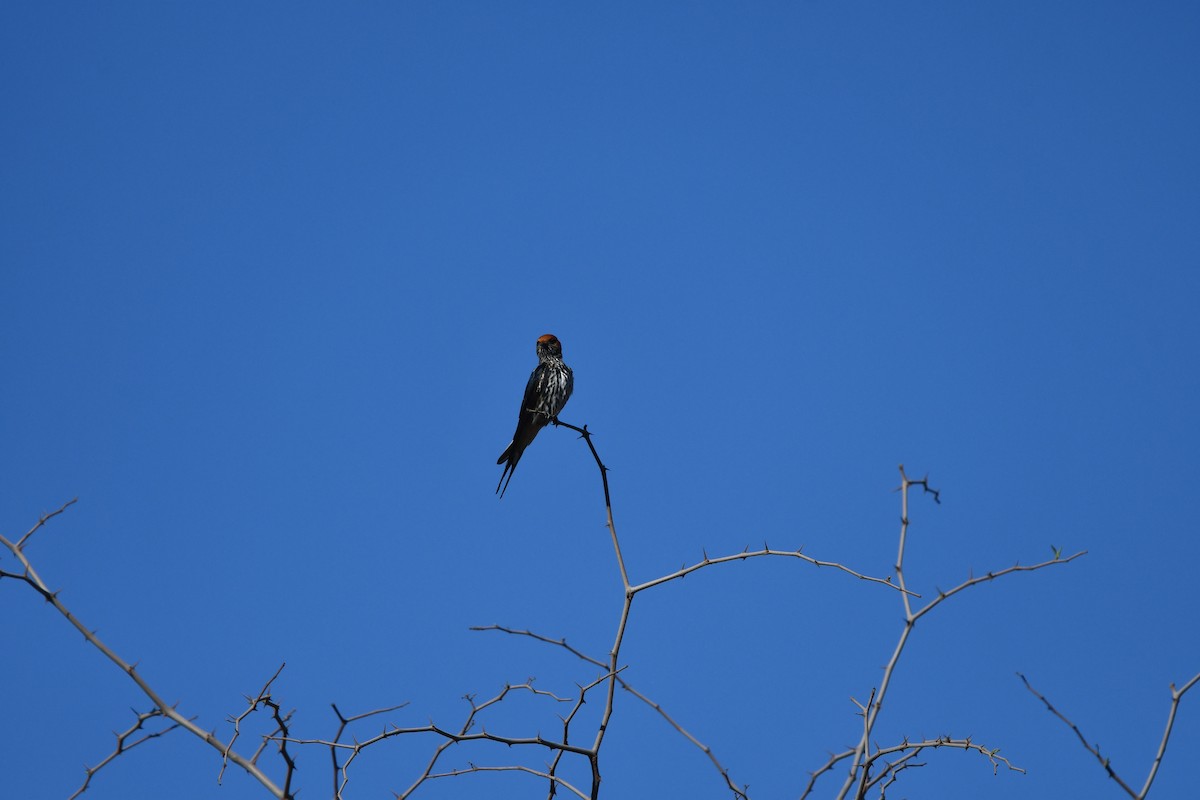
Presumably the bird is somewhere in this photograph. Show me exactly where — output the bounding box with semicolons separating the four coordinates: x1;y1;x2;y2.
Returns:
496;333;574;498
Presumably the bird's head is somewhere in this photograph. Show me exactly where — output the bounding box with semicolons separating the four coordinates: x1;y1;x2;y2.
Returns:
536;333;563;359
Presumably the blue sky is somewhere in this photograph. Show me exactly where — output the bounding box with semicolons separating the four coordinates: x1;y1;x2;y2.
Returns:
3;3;1198;799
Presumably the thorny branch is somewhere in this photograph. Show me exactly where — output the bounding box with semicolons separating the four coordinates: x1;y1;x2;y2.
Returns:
271;676;611;799
1019;670;1200;799
0;502;289;799
425;763;589;800
550;416;626;797
4;495;621;800
826;466;1086;800
490;431;1089;799
471;624;608;670
803;734;1024;800
390;679;587;799
326;701;409;799
220;662;296;797
472;623;750;800
68;707;186;800
17;497;78;550
620;681;749;800
544;417;909;799
12;445;1185;800
550;418;625;590
631;545;915;597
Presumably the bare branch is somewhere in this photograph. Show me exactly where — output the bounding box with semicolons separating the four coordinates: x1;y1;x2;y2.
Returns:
69;708;185;800
425;763;589;800
546;669;624;799
472;623;745;798
1020;671;1200;799
864;736;1024;777
870;750;923;798
800;747;856;800
220;662;287;782
550;416;630;794
853;690;876;799
219;664;297;797
1018;671;1136;796
327;701;409;800
551;417;627;591
0;510;288;798
631;546;915;597
896;464;941;505
833;467;1083;800
17;497;78;550
910;551;1087;624
620;682;749;800
8;462;1107;800
1142;671;1200;797
269;678;603;800
470;625;608;670
805;734;1023;799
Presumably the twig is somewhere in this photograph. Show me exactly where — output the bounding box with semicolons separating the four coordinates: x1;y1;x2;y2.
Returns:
0;506;288;798
220;662;287;782
1019;671;1200;799
910;551;1086;625
425;763;589;800
864;735;1024;778
620;682;749;800
551;416;629;798
871;751;923;798
68;708;185;799
470;625;608;670
546;670;622;799
269;679;599;800
501;431;932;800
804;735;1023;800
1142;671;1200;797
472;624;747;799
631;546;914;597
830;467;1083;800
551;417;626;590
327;701;409;799
17;498;78;549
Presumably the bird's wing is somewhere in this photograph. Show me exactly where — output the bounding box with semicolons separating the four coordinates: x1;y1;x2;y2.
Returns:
519;364;547;419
